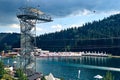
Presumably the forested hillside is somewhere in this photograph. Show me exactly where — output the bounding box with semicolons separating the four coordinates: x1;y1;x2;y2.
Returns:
1;14;120;55
37;14;120;55
0;33;20;51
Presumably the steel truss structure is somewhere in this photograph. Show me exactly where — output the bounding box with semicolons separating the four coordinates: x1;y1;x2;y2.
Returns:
17;7;52;71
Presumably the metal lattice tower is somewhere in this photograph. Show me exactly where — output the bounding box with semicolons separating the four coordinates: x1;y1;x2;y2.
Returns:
17;7;52;71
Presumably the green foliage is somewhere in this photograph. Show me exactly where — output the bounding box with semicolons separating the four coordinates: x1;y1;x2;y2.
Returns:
0;33;20;51
0;61;17;80
15;68;28;80
4;43;12;51
103;71;114;80
0;61;6;78
1;74;15;80
41;76;46;80
60;78;64;80
65;45;71;52
11;55;17;59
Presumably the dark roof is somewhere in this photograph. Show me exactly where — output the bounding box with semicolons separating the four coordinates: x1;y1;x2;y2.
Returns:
24;69;43;80
28;72;43;80
25;69;35;77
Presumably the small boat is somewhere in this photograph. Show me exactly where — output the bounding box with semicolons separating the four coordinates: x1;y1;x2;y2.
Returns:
13;61;17;64
94;75;103;79
78;70;81;79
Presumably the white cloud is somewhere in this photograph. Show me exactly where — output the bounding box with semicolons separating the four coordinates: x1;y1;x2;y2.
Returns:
70;9;92;17
10;24;20;29
70;24;83;28
70;9;120;17
51;24;63;31
82;9;91;15
91;10;120;17
3;30;13;33
36;27;43;31
105;10;120;15
10;24;44;32
70;21;85;28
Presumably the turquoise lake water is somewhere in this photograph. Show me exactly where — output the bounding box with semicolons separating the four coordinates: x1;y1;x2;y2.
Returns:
36;56;120;80
1;56;120;80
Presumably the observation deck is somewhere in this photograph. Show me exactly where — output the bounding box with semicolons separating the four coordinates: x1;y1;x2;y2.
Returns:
17;7;53;22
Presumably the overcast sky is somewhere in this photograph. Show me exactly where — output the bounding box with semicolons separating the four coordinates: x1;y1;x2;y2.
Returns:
0;0;120;35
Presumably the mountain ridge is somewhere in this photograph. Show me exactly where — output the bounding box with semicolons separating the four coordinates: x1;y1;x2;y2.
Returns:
37;13;120;55
1;14;120;55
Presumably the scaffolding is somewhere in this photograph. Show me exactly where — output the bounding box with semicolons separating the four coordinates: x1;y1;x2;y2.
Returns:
17;7;52;71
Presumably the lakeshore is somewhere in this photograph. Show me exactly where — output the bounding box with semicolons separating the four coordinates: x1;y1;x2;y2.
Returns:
33;48;111;57
1;53;120;80
110;55;120;58
1;47;120;58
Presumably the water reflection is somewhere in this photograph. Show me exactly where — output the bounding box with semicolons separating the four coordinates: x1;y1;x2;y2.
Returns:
45;56;109;67
36;57;120;80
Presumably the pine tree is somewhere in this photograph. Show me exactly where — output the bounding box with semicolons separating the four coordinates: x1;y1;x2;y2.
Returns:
103;71;114;80
0;61;6;78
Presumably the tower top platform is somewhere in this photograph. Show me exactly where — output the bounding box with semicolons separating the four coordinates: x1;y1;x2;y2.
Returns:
17;7;53;22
